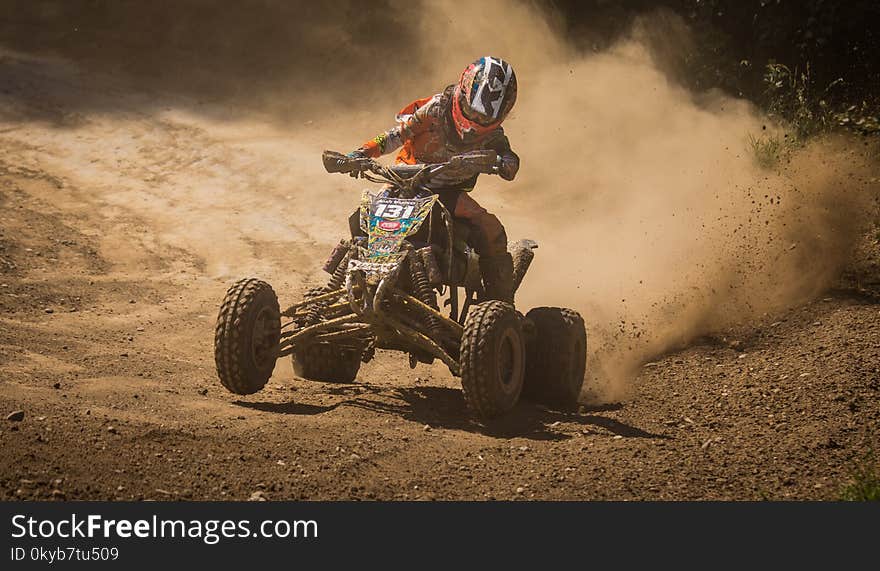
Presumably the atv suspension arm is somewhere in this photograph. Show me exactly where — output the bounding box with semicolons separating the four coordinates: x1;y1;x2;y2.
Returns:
281;287;346;317
392;288;463;338
377;315;460;376
276;313;361;357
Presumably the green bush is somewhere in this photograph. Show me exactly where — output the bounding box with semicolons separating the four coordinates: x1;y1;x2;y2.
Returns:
747;132;787;169
747;61;879;169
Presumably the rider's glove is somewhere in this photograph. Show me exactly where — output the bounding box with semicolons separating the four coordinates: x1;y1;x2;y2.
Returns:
496;150;520;181
345;150;367;178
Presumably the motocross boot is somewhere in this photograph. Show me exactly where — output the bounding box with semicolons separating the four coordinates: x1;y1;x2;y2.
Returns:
479;252;515;304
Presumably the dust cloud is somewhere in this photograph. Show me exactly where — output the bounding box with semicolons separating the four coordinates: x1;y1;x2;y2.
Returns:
2;1;875;400
393;1;876;400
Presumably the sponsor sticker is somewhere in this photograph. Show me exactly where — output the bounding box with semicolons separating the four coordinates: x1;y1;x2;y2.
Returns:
378;220;402;231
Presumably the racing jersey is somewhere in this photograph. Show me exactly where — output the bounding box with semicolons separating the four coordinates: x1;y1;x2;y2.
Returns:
357;85;519;191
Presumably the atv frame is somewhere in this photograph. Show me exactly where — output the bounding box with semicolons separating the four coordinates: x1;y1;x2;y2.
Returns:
214;150;587;419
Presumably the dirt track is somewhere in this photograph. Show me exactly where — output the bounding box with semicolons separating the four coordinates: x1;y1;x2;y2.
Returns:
1;52;878;501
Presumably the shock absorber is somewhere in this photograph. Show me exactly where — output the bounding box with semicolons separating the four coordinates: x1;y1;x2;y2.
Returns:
326;248;352;291
301;285;328;325
417;246;443;286
409;250;442;338
300;244;352;325
323;238;350;274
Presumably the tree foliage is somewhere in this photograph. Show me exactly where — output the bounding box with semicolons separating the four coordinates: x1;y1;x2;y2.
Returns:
547;0;879;133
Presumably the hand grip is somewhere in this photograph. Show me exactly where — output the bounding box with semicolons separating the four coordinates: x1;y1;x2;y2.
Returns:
322;150;351;173
448;150;499;174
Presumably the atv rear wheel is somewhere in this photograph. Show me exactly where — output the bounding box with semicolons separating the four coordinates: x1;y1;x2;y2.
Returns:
523;307;586;409
214;278;281;395
293;342;361;383
460;301;525;419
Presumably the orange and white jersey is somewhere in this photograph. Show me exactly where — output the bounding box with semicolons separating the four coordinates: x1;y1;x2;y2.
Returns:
358;85;519;189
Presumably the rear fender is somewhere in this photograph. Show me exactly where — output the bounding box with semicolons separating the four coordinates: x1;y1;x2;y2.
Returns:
509;239;538;293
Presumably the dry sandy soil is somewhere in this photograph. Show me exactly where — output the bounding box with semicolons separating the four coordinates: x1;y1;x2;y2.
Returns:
1;51;878;501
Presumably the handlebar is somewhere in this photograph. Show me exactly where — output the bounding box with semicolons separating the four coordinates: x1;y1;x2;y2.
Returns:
322;150;373;174
322;149;499;196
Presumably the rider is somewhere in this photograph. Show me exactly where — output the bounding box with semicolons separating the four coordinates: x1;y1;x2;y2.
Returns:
346;56;520;303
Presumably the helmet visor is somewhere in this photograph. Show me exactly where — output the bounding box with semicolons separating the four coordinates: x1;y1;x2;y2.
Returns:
452;89;501;139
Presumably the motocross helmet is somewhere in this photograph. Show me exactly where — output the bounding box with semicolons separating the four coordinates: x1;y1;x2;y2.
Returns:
451;56;517;141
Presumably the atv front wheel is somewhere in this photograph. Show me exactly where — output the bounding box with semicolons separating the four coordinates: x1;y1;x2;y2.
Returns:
214;278;281;395
293;343;361;383
460;301;525;419
523;307;586;409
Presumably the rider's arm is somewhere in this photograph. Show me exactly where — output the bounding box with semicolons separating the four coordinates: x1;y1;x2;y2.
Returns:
486;130;520;181
354;95;437;158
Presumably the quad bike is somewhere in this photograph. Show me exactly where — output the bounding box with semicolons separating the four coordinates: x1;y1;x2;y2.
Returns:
214;149;587;419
